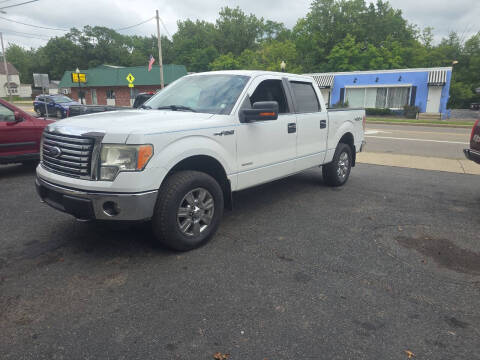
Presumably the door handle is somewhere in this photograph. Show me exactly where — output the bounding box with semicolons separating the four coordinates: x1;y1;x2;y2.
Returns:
320;120;327;129
287;123;296;133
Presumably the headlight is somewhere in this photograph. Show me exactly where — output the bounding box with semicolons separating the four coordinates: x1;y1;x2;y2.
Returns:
100;144;153;181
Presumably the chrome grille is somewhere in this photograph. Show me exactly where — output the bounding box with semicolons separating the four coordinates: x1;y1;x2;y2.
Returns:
41;131;95;178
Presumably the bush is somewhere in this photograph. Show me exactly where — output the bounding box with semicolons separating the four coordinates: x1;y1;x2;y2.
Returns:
403;105;420;119
365;108;394;116
332;100;349;108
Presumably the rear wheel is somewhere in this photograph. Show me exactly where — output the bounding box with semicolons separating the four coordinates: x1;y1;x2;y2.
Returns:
322;143;353;187
151;170;224;251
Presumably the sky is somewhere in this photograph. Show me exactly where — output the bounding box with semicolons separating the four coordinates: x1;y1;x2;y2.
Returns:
0;0;479;49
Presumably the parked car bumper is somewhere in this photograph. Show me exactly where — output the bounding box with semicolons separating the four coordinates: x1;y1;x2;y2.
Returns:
35;176;158;221
464;148;480;164
0;153;39;164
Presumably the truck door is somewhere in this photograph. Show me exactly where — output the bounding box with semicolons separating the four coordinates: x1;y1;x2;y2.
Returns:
288;80;328;171
0;103;38;159
236;76;297;190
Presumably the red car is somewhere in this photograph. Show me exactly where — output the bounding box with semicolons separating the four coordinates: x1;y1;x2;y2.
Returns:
464;119;480;164
0;99;55;165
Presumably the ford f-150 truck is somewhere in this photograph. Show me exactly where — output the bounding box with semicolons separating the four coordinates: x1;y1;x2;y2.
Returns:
35;71;365;251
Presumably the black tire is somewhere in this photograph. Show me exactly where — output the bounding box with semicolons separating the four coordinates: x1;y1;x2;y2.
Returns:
322;143;353;187
151;170;224;251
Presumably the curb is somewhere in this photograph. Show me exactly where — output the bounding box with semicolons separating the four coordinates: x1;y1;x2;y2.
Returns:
366;121;473;129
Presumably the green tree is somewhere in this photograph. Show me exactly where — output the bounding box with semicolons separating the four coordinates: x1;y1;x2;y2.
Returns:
214;7;264;55
173;19;217;71
209;52;241;70
5;44;36;83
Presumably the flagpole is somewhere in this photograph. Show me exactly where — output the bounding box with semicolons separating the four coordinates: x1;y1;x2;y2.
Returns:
156;10;164;89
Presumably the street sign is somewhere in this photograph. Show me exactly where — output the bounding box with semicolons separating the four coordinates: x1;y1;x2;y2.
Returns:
126;73;135;83
33;73;49;88
72;73;86;83
128;83;134;88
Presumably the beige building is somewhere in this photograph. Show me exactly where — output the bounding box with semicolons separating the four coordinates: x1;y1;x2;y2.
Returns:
0;62;32;98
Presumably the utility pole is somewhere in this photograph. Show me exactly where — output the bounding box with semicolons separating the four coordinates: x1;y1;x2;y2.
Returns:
156;10;164;89
0;32;12;102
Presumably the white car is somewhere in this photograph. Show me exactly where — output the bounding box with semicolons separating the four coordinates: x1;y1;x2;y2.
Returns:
36;71;365;251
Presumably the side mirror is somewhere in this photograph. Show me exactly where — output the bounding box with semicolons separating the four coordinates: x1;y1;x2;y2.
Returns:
14;111;23;122
239;101;279;123
6;111;23;125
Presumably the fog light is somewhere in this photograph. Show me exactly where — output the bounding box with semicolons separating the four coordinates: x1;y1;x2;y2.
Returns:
103;201;120;216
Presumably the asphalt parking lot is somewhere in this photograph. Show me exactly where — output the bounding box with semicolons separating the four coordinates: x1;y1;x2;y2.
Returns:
1;163;479;359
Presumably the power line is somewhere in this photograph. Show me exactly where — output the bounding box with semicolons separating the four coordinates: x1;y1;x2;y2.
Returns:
0;15;67;30
0;28;50;40
114;16;154;31
158;16;171;38
0;0;39;10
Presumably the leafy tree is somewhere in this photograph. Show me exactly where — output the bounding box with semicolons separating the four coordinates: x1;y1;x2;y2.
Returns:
4;44;36;83
209;52;241;70
214;7;264;55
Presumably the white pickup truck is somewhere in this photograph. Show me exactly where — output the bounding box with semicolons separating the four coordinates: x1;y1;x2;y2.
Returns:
36;71;365;250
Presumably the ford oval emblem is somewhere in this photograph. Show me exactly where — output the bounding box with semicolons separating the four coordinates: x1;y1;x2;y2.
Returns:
49;146;62;158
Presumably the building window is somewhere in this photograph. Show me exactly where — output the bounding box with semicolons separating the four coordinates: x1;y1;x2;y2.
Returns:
106;89;116;99
346;86;410;109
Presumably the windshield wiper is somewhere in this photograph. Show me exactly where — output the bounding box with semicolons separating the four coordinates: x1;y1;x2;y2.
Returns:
157;105;197;112
140;104;152;109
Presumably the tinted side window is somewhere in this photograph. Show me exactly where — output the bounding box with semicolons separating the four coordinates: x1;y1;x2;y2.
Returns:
250;79;289;114
290;81;321;113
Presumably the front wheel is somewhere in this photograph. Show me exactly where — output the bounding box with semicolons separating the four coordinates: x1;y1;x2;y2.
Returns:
151;170;224;251
322;143;353;187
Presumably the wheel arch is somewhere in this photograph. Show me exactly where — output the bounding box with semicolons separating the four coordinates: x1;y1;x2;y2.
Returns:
338;132;356;166
165;155;233;210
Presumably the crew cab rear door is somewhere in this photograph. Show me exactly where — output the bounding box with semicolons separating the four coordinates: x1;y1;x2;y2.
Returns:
235;75;297;190
287;78;328;170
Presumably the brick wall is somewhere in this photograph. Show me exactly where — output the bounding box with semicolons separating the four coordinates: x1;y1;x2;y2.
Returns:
71;85;159;106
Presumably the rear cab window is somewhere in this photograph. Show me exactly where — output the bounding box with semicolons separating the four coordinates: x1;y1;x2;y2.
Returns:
289;81;321;113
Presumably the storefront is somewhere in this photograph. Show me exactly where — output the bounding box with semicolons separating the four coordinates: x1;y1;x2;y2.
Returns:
307;67;452;118
58;64;188;107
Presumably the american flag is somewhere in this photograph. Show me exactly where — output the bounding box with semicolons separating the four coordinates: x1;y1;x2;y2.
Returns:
148;55;155;72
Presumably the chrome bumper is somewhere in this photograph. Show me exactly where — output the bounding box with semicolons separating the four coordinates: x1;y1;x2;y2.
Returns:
464;148;480;164
35;176;158;221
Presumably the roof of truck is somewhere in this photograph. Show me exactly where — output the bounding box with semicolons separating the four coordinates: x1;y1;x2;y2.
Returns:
188;70;314;80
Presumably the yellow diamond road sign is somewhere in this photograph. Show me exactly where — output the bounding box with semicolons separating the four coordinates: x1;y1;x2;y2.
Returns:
126;73;135;83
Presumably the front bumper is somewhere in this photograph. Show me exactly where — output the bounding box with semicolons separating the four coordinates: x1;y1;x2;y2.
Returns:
464;148;480;164
35;176;158;221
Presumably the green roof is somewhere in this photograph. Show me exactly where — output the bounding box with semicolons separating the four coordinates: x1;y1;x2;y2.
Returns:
58;64;187;88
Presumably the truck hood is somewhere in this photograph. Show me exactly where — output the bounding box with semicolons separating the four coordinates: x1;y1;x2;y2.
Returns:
48;110;215;142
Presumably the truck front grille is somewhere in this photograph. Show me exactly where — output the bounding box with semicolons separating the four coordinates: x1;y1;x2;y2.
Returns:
42;131;95;178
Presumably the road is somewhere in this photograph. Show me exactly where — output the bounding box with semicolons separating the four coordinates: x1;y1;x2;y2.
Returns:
364;123;471;159
1;163;479;359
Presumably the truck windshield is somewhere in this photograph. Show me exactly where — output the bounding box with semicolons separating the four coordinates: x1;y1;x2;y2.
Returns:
144;74;250;115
